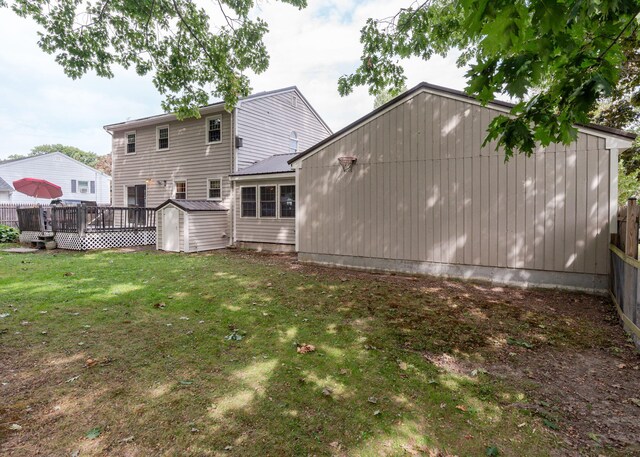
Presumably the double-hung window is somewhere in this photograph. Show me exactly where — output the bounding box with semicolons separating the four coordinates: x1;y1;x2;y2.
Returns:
280;185;295;218
157;126;169;150
289;131;298;153
241;187;256;217
126;132;136;154
207;117;221;143
174;181;187;199
260;185;276;218
207;178;221;200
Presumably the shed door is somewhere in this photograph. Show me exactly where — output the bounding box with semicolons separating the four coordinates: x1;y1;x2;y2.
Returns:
163;207;180;252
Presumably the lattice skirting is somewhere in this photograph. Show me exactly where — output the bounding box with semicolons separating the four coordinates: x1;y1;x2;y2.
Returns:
20;230;156;251
19;231;53;243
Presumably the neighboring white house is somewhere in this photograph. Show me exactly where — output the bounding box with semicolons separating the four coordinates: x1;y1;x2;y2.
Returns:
0;152;111;204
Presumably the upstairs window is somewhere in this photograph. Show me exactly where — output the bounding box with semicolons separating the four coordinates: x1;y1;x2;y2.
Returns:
207;117;222;143
157;126;169;150
260;185;276;218
126;132;136;154
174;181;187;199
241;187;256;217
280;185;295;218
289;131;298;153
208;178;221;200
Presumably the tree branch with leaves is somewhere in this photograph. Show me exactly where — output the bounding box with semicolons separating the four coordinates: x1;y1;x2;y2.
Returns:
339;0;640;160
3;0;307;117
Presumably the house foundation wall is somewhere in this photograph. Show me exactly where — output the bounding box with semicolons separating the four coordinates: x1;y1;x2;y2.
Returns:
298;252;608;292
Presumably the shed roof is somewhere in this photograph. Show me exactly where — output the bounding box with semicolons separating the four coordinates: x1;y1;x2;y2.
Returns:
289;81;637;165
0;176;13;192
230;153;296;177
156;199;229;212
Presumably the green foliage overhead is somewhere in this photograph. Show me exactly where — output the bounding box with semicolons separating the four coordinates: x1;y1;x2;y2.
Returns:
339;0;640;159
3;0;307;118
618;160;640;205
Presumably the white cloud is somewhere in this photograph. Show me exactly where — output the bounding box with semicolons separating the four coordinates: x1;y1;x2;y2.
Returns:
0;1;469;159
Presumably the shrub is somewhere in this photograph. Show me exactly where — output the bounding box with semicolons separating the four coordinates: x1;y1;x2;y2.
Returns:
0;224;20;243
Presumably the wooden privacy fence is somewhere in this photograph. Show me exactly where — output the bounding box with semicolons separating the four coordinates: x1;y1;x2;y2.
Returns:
0;203;50;228
610;198;640;350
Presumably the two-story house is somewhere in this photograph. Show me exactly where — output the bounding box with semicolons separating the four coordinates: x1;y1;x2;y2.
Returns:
104;86;331;251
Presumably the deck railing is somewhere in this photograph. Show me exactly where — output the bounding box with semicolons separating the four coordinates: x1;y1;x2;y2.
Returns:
17;206;155;234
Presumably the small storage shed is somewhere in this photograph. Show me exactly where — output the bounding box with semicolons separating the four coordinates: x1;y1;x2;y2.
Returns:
156;199;229;252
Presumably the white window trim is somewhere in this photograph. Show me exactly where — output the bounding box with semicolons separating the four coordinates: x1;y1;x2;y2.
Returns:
207;177;223;201
240;185;257;218
259;184;277;219
279;184;296;219
289;131;298;154
125;130;137;155
156;125;170;151
173;180;187;199
77;180;90;194
205;116;222;144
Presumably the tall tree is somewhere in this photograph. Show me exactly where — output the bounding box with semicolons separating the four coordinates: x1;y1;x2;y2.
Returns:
373;84;407;108
339;0;640;159
2;0;307;118
8;144;101;168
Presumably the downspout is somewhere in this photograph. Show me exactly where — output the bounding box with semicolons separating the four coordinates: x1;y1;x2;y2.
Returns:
231;109;237;246
103;126;114;206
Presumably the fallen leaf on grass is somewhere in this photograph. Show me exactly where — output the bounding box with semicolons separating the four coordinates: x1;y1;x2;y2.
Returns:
322;387;333;396
85;358;98;368
456;404;468;412
120;436;135;443
65;375;80;383
153;302;166;309
86;427;101;439
367;396;378;404
373;410;381;416
179;380;194;386
63;272;75;277
225;330;243;341
9;424;22;431
629;398;640;407
507;337;534;349
296;343;316;354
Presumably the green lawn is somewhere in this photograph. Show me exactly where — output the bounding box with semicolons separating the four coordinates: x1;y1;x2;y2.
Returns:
0;248;635;456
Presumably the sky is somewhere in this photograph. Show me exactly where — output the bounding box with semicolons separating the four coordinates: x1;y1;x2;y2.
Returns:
0;1;469;160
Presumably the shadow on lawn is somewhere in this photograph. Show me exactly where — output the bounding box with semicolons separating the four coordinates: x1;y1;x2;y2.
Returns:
1;249;624;456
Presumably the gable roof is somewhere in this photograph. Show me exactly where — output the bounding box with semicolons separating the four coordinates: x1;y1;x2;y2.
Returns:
0;176;13;192
156;199;228;212
289;82;637;165
0;152;111;179
230;153;296;177
104;86;332;134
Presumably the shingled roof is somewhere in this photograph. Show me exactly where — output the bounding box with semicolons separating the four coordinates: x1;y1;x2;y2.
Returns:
230;153;296;177
156;199;228;212
0;176;14;192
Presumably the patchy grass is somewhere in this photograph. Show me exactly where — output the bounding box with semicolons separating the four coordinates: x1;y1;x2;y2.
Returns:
0;248;638;456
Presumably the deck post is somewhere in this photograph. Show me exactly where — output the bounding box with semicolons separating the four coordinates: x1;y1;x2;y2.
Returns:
38;205;46;232
625;198;639;259
77;205;87;237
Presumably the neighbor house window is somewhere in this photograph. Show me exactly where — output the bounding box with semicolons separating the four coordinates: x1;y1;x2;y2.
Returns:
241;187;256;217
260;185;276;218
280;185;295;218
207;178;221;200
289;131;298;153
77;180;89;194
174;181;187;199
157;126;169;150
126;132;136;154
207;117;222;143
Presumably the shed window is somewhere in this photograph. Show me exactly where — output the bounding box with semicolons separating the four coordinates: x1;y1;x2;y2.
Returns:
241;187;256;217
126;132;136;154
208;178;221;200
157;126;169;150
207;117;221;143
174;181;187;199
260;185;276;218
280;185;295;218
289;131;298;153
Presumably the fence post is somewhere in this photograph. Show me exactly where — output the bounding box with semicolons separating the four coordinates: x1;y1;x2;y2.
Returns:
625;198;639;258
78;206;87;237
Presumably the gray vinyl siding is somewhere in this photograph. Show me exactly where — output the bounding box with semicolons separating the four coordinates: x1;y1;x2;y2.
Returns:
188;212;229;251
111;111;233;210
236;90;331;170
298;91;613;276
235;178;296;245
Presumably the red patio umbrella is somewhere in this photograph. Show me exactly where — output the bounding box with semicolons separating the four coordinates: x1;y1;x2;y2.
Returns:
13;177;63;199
